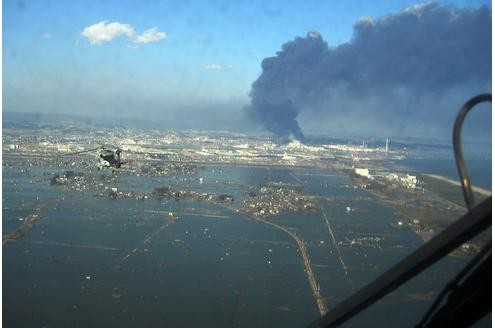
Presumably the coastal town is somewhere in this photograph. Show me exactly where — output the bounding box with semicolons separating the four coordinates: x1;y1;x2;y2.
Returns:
4;122;488;249
3;122;490;327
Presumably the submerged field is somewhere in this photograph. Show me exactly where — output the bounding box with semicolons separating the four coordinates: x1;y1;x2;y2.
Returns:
3;157;479;327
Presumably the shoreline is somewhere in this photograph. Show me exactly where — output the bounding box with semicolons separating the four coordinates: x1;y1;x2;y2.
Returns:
424;174;491;196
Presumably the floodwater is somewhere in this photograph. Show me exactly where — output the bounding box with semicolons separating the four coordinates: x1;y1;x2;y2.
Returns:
3;158;478;327
394;157;491;190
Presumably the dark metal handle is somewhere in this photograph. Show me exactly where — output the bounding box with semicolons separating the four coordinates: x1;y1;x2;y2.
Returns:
453;94;491;211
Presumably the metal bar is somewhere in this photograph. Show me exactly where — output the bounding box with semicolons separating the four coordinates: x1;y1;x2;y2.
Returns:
453;94;491;210
417;241;491;327
308;196;491;328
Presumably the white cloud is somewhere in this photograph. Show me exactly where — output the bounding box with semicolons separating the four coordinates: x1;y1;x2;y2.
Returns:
81;21;134;45
81;21;166;46
133;28;166;44
204;64;223;70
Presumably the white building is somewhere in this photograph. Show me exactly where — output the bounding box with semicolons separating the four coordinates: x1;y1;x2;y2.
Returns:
355;168;370;178
400;174;417;189
57;144;71;152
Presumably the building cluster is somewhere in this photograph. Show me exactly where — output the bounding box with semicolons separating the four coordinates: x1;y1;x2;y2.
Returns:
243;182;316;218
151;185;234;203
338;236;385;249
3;125;406;171
138;163;199;177
354;167;418;190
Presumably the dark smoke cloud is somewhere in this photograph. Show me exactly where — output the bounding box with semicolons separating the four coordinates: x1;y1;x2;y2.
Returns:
246;3;491;140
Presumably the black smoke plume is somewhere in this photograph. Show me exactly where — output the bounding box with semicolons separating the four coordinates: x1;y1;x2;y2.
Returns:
246;4;491;140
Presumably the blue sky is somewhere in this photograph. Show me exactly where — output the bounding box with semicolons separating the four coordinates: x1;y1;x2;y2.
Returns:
3;0;492;134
